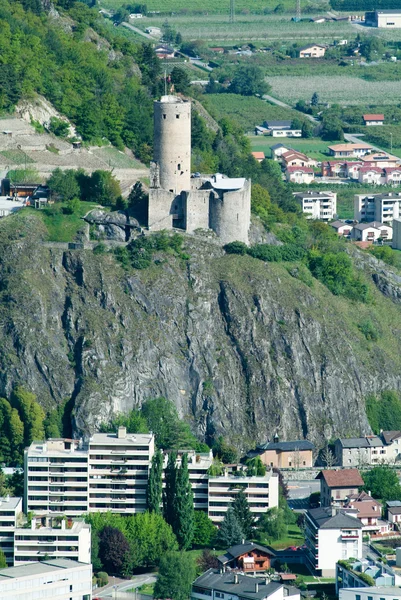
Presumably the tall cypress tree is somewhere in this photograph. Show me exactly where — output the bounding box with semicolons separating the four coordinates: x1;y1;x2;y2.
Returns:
147;448;163;513
232;489;255;539
174;453;194;550
163;451;177;528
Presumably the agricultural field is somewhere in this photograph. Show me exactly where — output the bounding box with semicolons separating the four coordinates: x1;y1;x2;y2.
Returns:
101;0;329;15
249;135;340;161
126;14;356;42
202;94;307;132
268;75;401;105
91;147;147;169
363;125;401;157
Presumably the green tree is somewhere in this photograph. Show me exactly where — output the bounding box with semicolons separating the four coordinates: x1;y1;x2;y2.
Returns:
363;466;401;503
232;489;254;538
163;451;178;529
213;436;238;464
170;67;190;94
246;456;266;476
154;551;196;600
47;169;80;202
127;182;148;226
10;387;44;447
366;391;401;433
301;121;314;138
49;117;70;138
91;529;103;572
86;170;122;207
0;548;7;569
147;448;163;513
228;65;270;96
257;507;287;541
216;507;244;547
141;398;196;450
99;526;130;576
174;453;194;550
311;92;319;106
192;511;216;547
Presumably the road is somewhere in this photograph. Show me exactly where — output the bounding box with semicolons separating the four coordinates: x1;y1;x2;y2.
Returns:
122;22;154;39
286;480;320;511
262;94;318;124
97;573;157;599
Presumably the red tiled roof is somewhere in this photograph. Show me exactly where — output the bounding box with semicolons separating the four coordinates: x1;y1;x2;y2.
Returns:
359;166;383;173
287;166;314;173
318;468;364;488
252;152;265;159
363;114;384;121
282;150;309;161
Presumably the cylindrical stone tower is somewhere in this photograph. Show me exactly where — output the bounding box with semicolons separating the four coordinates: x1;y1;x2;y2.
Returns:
153;95;191;194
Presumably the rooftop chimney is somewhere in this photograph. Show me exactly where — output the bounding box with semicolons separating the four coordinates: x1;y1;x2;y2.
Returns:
255;583;259;593
118;426;127;439
234;574;239;584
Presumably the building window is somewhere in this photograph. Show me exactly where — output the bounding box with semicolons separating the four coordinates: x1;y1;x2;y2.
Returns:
176;114;180;119
356;595;361;600
163;114;166;119
178;163;181;170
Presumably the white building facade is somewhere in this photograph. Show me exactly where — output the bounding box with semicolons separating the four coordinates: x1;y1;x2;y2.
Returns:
293;191;337;220
340;587;401;600
354;193;401;224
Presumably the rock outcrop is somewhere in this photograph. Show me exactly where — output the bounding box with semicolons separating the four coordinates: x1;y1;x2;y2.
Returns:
2;213;401;451
84;210;141;241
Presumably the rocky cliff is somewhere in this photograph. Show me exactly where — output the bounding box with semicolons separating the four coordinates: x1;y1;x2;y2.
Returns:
3;213;401;451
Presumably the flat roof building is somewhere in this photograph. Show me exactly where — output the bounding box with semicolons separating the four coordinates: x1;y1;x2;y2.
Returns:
292;191;337;221
0;558;92;599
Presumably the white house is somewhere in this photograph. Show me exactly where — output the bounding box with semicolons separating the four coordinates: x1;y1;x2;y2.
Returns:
305;507;363;576
358;167;383;185
330;221;353;238
271;143;290;160
363;114;384;126
299;44;326;57
340;587;401;600
0;558;92;600
328;144;373;158
292;191;337;221
286;167;314;184
352;223;382;242
192;569;300;600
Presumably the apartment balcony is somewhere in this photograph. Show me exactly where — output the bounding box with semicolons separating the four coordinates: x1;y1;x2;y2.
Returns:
341;533;359;540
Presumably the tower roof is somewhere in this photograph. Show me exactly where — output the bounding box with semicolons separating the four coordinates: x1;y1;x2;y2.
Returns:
159;95;185;103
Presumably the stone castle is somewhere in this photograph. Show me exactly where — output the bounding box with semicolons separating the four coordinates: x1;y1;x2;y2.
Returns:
148;95;251;245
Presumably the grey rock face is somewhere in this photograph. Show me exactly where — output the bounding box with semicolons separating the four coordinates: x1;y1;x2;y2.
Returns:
84;210;140;241
2;220;401;452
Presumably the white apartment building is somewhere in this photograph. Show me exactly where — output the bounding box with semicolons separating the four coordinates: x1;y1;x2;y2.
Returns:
13;517;91;566
208;471;279;524
88;429;154;513
163;450;213;512
354;192;401;225
0;497;23;565
305;507;363;576
340;588;401;600
0;558;92;600
293;191;337;221
25;427;155;517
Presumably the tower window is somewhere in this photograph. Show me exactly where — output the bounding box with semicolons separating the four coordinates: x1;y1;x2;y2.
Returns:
163;114;166;119
237;213;239;221
176;114;180;119
177;163;181;170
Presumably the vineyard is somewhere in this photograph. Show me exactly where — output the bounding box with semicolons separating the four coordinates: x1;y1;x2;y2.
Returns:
102;0;328;14
268;76;401;105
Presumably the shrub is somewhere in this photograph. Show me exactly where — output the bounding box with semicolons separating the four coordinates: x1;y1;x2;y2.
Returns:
97;572;108;586
248;244;283;262
358;319;379;341
93;243;106;255
224;241;248;255
287;265;313;287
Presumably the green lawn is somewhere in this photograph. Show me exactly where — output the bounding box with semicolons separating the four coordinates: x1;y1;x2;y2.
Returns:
249;136;341;161
264;524;305;550
21;202;102;243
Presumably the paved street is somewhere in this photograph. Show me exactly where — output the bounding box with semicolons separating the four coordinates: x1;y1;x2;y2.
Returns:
96;573;157;599
286;480;320;511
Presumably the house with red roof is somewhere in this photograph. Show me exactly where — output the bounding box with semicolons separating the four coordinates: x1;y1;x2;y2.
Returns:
363;114;384;126
286;166;314;184
317;469;364;507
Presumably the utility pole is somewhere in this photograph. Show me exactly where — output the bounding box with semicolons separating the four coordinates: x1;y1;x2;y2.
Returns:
230;0;235;23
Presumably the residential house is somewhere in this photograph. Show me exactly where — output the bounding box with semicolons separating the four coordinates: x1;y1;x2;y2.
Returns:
328;144;373;158
343;491;384;533
336;557;401;593
321;161;348;178
352;223;382;242
262;121;302;138
286;166;314;184
271;143;290;160
217;542;275;573
360;154;400;168
192;570;300;600
207;471;279;524
264;120;291;131
299;44;326;57
358;166;383;185
317;469;364;507
363;114;384;126
255;126;269;136
346;162;363;180
155;44;175;59
281;150;315;168
354;193;401;224
386;501;401;525
0;559;92;600
384;167;401;185
340;588;401;600
304;507;363;576
335;436;384;467
292;190;337;221
252;152;265;162
330;221;354;238
248;438;315;469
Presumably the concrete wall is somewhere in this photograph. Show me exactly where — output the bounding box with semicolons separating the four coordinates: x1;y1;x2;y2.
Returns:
153;96;191;194
148;188;176;231
210;179;251;245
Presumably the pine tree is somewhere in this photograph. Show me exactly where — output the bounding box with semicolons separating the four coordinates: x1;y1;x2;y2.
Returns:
232;489;255;539
163;451;177;529
173;453;194;550
147;448;163;513
216;507;244;547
